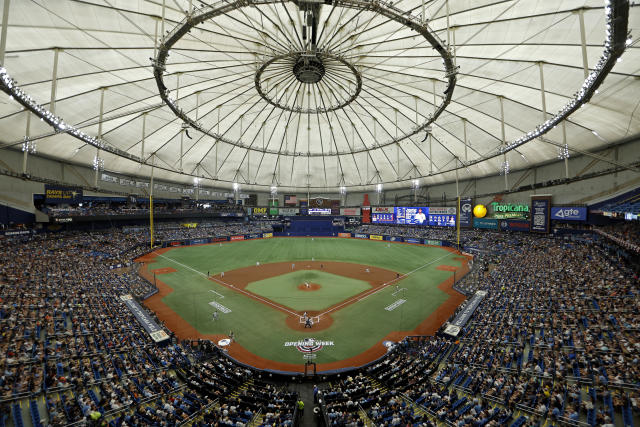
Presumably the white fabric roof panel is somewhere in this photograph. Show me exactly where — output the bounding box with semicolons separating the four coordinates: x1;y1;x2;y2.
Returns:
0;0;637;191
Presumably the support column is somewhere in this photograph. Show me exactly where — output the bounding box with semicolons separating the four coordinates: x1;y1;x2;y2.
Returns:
499;96;508;191
462;118;468;163
179;129;184;172
578;9;589;78
0;0;11;64
445;0;450;47
562;121;569;179
50;48;60;115
429;134;433;174
150;154;155;249
539;62;547;121
22;112;30;174
141;112;146;161
94;148;100;188
161;0;166;40
95;88;106;188
455;157;459;197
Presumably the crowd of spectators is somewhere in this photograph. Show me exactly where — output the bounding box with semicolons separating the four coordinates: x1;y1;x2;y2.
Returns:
595;221;640;253
44;201;244;218
320;230;640;426
0;228;296;426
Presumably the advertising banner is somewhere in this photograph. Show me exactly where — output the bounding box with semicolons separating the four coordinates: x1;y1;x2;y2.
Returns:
247;234;260;239
405;238;421;244
459;198;473;228
252;207;268;215
372;213;395;223
386;236;402;242
338;232;351;238
530;196;551;233
169;241;183;247
429;207;456;215
44;185;83;204
428;214;456;227
213;237;228;242
354;233;368;239
473;218;498;230
395;207;429;225
499;220;530;232
424;239;442;246
190;239;208;245
262;232;273;238
308;208;331;215
120;295;169;343
491;202;530;219
230;235;245;241
340;207;361;216
268;200;279;216
54;217;73;223
550;206;587;221
369;234;383;240
279;207;299;215
372;207;394;214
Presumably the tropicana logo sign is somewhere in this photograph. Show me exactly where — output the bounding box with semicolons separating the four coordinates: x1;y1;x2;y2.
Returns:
490;202;530;219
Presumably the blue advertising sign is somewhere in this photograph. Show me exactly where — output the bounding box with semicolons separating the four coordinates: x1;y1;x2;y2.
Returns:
459;198;473;228
190;238;208;245
473;218;498;230
386;236;402;242
372;213;395;223
354;233;368;239
405;238;421;244
395;207;429;225
450;291;486;328
428;214;456;227
531;196;551;233
551;206;587;221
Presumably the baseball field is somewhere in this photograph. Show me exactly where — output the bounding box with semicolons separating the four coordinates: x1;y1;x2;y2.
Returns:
137;237;468;373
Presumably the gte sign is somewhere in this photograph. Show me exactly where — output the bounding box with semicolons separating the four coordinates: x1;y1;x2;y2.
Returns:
550;207;587;221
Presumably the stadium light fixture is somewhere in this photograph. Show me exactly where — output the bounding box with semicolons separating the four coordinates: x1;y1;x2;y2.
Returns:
557;144;570;160
376;183;383;193
339;186;346;195
93;155;104;171
21;138;36;154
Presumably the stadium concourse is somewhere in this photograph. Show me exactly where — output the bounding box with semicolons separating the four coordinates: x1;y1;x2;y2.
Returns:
0;220;638;426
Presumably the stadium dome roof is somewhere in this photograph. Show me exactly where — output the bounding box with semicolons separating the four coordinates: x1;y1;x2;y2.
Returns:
0;0;637;192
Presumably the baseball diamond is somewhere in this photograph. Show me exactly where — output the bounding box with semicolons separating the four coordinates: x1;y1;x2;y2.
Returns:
137;237;469;372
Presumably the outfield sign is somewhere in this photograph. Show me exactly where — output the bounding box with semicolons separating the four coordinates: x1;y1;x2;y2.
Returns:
424;239;441;246
338;232;351;238
372;207;394;214
473;218;498;230
369;234;383;240
531;196;551;233
405;238;421;244
279;207;299;215
459;198;473;228
340;207;361;216
491;202;530;219
252;207;268;215
262;232;273;238
230;235;244;241
429;207;456;215
354;233;368;239
120;294;169;343
45;185;83;204
551;206;587;221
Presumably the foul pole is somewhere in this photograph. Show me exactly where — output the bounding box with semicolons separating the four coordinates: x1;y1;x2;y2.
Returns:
149;155;155;249
456;196;461;251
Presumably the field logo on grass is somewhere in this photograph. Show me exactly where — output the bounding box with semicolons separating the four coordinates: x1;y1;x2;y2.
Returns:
284;338;335;353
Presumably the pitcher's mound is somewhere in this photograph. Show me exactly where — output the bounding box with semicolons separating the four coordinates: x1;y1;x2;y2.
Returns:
297;282;321;291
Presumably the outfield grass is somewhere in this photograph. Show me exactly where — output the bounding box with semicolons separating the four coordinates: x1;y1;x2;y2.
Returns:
148;238;462;366
245;270;372;311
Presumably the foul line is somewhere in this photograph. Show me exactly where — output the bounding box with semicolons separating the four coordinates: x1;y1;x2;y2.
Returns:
154;252;299;317
318;252;454;318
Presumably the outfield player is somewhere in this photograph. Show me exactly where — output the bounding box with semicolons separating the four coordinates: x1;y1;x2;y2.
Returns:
212;311;218;321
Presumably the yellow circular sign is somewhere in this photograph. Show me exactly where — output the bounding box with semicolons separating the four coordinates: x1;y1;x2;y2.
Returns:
473;204;487;218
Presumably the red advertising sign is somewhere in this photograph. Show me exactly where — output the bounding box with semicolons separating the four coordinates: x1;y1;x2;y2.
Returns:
230;235;245;241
